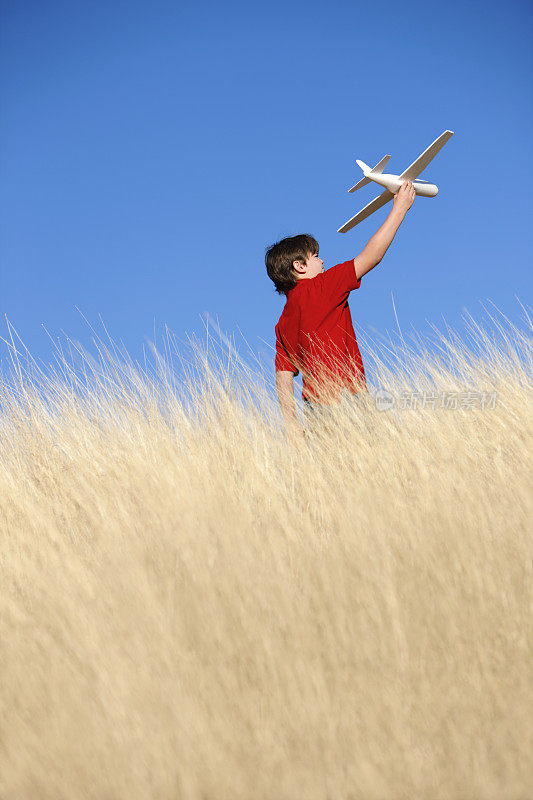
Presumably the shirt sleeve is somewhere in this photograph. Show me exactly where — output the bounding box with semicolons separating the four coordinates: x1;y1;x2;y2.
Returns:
316;259;361;305
275;309;300;376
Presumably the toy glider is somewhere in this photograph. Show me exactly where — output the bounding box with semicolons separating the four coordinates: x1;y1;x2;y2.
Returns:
338;130;454;233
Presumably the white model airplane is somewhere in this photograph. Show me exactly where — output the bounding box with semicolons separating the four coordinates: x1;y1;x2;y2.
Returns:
338;130;454;233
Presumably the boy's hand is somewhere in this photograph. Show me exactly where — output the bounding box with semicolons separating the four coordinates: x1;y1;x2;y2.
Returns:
287;424;307;447
392;180;416;216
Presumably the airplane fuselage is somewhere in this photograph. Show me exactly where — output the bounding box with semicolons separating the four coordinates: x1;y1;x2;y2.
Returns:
368;172;438;197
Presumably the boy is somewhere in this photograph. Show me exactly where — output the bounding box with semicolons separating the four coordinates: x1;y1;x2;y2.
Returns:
265;180;416;442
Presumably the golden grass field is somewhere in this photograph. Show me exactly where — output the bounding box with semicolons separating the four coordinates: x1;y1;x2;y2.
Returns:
1;306;532;799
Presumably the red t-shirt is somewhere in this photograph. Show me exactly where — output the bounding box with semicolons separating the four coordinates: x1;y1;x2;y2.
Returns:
275;259;367;403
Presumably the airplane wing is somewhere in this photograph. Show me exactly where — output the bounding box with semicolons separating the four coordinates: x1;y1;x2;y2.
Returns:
400;130;454;181
337;189;394;233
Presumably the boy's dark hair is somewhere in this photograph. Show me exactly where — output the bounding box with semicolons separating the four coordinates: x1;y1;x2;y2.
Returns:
265;234;319;295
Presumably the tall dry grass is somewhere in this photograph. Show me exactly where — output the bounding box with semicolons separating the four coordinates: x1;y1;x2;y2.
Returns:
1;306;532;800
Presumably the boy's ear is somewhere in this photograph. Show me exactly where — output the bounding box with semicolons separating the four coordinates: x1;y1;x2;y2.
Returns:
292;259;306;274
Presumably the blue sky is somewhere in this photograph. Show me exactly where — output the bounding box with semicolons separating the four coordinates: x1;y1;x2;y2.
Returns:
1;0;532;390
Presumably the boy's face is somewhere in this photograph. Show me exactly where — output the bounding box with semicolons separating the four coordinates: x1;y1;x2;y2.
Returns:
293;250;325;281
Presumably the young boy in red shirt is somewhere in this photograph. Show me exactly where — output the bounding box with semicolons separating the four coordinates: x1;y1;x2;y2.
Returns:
266;181;416;442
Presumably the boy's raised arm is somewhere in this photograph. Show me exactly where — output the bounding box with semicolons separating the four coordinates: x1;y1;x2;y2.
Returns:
353;181;416;280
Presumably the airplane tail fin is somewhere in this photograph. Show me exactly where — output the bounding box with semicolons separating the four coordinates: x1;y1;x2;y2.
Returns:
348;155;391;193
370;155;391;175
348;162;371;193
